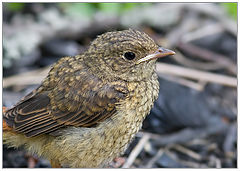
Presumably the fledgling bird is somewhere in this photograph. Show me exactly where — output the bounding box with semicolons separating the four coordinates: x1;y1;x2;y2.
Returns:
3;29;175;168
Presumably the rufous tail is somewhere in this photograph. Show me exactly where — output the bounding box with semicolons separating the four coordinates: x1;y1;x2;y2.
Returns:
3;107;13;131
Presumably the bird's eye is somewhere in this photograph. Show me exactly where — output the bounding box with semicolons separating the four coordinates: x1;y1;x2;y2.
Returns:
124;52;136;60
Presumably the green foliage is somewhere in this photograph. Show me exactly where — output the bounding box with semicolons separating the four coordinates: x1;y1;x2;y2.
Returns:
59;3;153;17
221;3;237;20
59;3;96;18
5;3;25;11
97;3;122;15
96;3;152;14
4;3;153;17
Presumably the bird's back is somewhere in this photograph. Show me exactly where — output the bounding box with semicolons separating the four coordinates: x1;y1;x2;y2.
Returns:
3;55;129;137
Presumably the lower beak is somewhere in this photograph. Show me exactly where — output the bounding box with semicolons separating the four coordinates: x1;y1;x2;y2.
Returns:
136;47;175;64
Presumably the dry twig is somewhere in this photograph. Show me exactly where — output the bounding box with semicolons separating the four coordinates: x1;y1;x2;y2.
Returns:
172;50;224;71
122;134;150;168
177;42;237;75
181;23;224;43
3;66;50;88
145;148;164;168
137;120;228;146
158;73;206;91
165;149;205;168
184;4;237;36
156;63;237;87
170;144;202;161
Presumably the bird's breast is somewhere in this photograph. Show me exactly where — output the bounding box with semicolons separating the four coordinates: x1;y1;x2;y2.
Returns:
95;73;160;164
49;73;159;168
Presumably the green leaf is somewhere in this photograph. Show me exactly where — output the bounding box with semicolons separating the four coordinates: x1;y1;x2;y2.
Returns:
5;3;25;12
98;3;122;15
221;3;237;20
123;3;138;10
60;3;96;18
122;3;153;12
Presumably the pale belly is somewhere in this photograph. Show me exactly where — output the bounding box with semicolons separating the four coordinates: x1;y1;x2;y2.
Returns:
3;74;159;168
48;76;159;168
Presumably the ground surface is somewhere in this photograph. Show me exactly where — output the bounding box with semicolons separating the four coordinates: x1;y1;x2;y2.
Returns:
3;3;237;168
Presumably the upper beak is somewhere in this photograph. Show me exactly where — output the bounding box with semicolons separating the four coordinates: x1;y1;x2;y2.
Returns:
136;47;175;64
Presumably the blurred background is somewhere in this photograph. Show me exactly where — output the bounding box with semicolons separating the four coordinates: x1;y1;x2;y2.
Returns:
2;2;237;168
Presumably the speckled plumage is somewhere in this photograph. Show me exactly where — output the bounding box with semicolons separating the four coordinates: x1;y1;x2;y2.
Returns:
3;29;174;168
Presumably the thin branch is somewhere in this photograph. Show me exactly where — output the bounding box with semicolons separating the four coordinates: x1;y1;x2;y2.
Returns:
137;119;228;146
145;148;164;168
3;66;50;88
181;23;224;43
122;134;150;168
172;50;224;71
170;144;202;161
177;42;237;75
158;73;206;91
156;63;237;88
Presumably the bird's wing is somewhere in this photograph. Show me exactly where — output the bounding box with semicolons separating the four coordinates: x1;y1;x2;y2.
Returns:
3;57;129;137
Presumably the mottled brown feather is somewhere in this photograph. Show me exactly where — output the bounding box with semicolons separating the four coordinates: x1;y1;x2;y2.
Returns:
3;56;128;137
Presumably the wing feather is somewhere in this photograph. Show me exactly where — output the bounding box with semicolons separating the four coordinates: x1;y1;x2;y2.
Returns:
3;57;129;137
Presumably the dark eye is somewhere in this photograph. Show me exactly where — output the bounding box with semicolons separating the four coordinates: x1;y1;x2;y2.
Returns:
124;52;136;60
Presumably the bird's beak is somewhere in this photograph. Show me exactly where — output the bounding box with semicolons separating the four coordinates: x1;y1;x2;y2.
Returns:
136;47;175;64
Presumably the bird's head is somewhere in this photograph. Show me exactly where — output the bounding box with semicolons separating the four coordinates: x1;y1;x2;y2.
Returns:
85;29;175;81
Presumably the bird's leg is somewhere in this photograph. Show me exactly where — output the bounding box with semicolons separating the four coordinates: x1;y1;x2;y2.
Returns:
25;153;39;168
51;159;62;168
108;157;126;168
